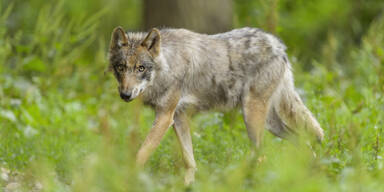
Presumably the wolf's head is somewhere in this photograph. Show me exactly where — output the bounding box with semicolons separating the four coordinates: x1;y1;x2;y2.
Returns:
108;27;161;102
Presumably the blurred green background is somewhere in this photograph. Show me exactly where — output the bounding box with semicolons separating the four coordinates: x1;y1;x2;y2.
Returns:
0;0;383;191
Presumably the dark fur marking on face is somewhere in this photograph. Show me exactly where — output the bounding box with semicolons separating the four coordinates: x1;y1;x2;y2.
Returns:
114;70;122;82
142;70;152;81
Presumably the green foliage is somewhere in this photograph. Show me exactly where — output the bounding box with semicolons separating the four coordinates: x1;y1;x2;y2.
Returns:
0;0;384;191
235;0;384;67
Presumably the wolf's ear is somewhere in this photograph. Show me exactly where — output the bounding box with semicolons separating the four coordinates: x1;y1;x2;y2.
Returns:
110;26;128;49
141;28;161;57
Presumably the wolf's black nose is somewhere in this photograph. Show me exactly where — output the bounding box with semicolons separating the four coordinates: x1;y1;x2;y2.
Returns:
120;92;132;101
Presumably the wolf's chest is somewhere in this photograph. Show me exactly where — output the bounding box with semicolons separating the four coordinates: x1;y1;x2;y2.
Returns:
176;94;199;109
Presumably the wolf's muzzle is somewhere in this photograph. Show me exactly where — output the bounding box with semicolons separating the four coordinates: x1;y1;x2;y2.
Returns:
120;92;132;102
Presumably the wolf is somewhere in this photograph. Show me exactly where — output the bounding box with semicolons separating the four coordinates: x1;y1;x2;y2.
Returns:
107;26;324;184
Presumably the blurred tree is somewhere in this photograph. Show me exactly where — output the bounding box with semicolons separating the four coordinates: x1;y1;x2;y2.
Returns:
143;0;233;34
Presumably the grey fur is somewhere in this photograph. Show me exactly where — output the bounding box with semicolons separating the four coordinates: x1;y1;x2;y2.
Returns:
109;26;324;141
130;29;280;108
108;27;324;184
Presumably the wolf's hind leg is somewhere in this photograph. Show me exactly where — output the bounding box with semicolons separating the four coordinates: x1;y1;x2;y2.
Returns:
173;112;197;185
242;90;272;148
266;106;294;138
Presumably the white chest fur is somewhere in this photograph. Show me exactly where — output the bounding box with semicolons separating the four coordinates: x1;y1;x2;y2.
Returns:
177;94;199;109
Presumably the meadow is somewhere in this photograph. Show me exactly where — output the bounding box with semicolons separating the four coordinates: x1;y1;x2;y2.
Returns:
0;0;383;191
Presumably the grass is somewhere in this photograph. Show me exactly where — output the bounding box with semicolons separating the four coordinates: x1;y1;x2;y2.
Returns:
1;1;384;191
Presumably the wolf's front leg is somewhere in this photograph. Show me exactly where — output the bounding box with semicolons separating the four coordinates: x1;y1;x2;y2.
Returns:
136;111;174;165
173;112;197;185
136;91;180;165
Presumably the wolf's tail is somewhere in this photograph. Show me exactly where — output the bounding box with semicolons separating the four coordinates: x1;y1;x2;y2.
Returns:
267;73;324;141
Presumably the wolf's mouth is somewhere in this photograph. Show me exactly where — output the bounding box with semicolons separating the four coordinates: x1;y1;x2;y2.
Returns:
131;82;147;99
121;97;133;102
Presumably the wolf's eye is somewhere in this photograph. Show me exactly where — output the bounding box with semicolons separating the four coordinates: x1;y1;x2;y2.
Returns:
138;66;145;72
116;64;125;72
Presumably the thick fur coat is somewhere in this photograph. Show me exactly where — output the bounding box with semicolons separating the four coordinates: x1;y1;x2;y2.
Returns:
108;27;324;184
